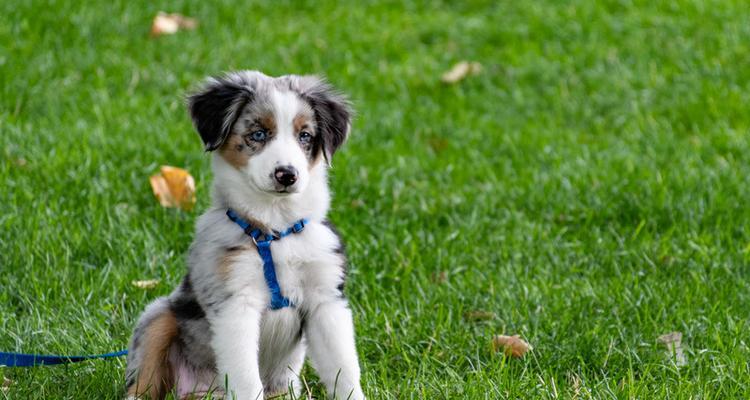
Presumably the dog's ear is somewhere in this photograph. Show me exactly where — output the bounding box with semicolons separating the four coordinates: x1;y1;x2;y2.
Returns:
296;76;353;163
187;76;254;151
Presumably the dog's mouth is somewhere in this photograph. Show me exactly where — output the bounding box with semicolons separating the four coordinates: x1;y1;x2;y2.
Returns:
267;186;297;196
248;176;300;196
270;179;303;195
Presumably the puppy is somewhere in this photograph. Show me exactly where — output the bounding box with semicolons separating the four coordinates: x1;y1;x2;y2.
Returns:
125;71;364;400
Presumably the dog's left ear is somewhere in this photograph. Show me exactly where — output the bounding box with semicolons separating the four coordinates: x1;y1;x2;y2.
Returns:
187;75;254;151
297;76;353;163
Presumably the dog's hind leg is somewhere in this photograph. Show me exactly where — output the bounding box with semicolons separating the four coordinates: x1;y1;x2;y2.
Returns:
125;297;178;399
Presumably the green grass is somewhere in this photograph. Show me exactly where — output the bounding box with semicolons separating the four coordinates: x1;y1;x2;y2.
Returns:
2;0;750;398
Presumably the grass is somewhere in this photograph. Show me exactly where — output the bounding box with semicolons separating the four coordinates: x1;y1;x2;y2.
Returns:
2;0;750;398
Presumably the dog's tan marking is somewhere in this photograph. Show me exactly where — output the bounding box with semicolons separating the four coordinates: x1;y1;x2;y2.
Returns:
217;252;237;282
259;114;276;132
127;311;178;399
293;113;312;133
219;133;251;168
292;112;319;167
218;212;271;281
218;244;253;281
220;112;279;169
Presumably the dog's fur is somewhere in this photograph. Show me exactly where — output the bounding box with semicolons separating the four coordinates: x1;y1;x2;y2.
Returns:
125;71;364;400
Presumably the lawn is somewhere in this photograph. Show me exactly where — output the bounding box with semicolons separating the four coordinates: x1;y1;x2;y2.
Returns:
2;0;750;398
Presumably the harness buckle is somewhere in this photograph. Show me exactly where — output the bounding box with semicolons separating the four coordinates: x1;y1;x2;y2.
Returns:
292;220;305;233
254;237;273;248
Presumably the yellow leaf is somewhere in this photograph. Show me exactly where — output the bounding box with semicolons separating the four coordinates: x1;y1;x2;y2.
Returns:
492;334;532;358
150;12;198;37
149;165;196;210
441;61;482;84
132;279;160;289
657;331;687;367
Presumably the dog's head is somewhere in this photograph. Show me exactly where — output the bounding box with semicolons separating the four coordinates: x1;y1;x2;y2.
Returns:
187;71;352;196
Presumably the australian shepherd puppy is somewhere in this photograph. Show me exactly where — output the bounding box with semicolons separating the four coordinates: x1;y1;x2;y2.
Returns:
125;71;365;400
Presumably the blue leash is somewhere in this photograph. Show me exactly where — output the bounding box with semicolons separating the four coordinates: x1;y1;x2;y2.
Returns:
0;349;127;367
226;209;308;310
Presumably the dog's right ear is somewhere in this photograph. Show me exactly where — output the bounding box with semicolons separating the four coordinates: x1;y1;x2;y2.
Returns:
187;77;254;151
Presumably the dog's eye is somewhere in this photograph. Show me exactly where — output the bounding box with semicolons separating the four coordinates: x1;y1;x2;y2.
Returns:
299;131;312;143
249;130;267;142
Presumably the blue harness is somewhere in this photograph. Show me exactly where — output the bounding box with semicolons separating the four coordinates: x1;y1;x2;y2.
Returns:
226;209;307;310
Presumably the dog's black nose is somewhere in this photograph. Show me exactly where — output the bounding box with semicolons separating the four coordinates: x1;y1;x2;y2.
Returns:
274;166;298;187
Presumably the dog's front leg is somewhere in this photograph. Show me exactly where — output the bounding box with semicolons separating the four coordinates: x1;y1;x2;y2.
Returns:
210;296;264;400
305;299;365;400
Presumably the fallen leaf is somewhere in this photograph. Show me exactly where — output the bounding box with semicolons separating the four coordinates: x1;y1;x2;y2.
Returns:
568;372;582;400
427;137;449;153
2;376;12;392
150;12;197;37
441;61;482;84
149;165;196;210
658;331;687;367
492;334;532;358
463;310;496;321
430;270;447;284
132;279;160;289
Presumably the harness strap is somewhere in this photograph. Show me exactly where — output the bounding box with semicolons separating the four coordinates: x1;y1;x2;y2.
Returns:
256;241;291;309
0;349;127;367
226;209;308;310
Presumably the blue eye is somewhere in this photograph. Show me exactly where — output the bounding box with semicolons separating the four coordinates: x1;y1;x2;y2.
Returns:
299;131;312;143
250;130;267;142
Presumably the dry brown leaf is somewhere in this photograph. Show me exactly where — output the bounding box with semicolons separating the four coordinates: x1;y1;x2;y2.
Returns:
463;310;496;321
492;334;532;358
441;61;483;84
2;376;12;392
658;331;687;367
149;165;196;210
150;12;198;37
132;279;160;289
568;372;582;400
430;270;447;284
427;137;449;153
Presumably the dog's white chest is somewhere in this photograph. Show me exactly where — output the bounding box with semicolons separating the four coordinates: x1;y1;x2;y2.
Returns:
223;222;345;307
272;224;345;305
